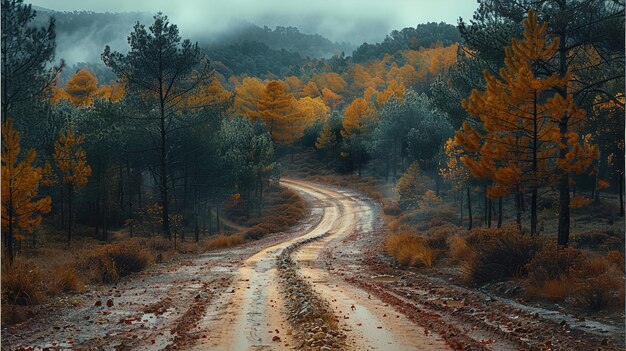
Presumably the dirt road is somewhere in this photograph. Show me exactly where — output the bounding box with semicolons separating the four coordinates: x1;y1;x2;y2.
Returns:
3;179;623;350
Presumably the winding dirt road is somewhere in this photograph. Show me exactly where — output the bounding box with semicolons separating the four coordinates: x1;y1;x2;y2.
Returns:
190;178;448;350
3;178;623;350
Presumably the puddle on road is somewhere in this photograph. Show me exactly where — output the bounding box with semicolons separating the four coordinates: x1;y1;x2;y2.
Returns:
132;307;175;326
430;298;465;308
371;275;399;283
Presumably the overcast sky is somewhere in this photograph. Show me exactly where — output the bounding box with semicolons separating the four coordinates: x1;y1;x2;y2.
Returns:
28;0;479;44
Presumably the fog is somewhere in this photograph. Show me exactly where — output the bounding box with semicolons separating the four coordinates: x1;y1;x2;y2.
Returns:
29;0;477;46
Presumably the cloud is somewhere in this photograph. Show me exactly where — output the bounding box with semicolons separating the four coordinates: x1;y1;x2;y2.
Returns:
29;0;478;45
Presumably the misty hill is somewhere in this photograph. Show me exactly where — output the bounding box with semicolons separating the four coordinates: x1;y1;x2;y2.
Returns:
32;7;351;63
352;22;461;62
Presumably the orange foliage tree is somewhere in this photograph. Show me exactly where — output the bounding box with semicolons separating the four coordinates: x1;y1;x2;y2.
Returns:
456;10;597;235
1;119;51;263
53;128;92;247
64;69;99;106
342;98;376;176
234;77;265;119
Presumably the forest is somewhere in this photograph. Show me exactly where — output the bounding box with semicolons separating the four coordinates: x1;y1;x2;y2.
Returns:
2;0;625;350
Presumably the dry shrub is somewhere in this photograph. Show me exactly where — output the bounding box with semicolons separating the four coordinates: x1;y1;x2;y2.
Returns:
149;237;173;252
384;232;438;268
387;220;400;232
427;223;460;250
607;251;625;273
530;277;573;301
106;242;153;277
574;274;621;311
51;265;84;294
383;204;402;216
448;236;472;263
1;261;46;306
525;244;624;309
464;224;539;285
83;241;153;284
526;243;589;288
428;206;458;228
572;229;611;250
244;226;270;240
207;233;245;250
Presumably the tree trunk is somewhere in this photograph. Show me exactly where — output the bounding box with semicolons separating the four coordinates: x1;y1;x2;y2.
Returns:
487;198;492;228
466;186;473;230
593;153;604;204
459;189;463;225
556;1;570;247
6;196;14;265
619;172;624;217
483;185;488;226
208;203;213;235
194;159;199;243
216;204;220;232
516;186;522;231
67;185;73;248
531;89;538;236
126;158;133;237
159;102;171;240
497;197;502;228
258;175;264;218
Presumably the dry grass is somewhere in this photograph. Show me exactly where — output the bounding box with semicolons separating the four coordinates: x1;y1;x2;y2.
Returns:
384;232;438;268
1;261;47;306
462;225;539;285
448;235;472;263
82;239;154;284
387;220;400;232
207;233;245;250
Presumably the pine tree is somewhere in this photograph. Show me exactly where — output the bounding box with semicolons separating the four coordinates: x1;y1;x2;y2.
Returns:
65;69;98;106
53;128;92;247
457;10;598;235
2;119;51;263
315;124;337;165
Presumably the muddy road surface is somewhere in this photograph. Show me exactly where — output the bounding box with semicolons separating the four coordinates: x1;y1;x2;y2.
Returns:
3;179;623;351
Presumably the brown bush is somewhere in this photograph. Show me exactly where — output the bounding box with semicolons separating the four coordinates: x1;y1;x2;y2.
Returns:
106;242;153;277
383;204;402;216
387;220;400;232
448;236;472;263
83;241;153;284
574;274;621;311
426;223;460;250
207;233;245;250
464;225;539;285
607;251;625;273
384;232;438;268
244;226;270;240
2;261;47;306
526;243;589;289
51;265;85;294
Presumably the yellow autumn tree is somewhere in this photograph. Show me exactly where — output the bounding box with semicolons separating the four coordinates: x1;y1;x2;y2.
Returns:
95;81;125;103
187;78;233;111
376;79;406;106
320;88;343;110
54;128;92;247
234;77;265;119
342;98;375;140
302;81;321;98
315;124;337;165
257;80;298;141
456;10;598;235
395;162;427;208
65;69;99;106
1;119;51;263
